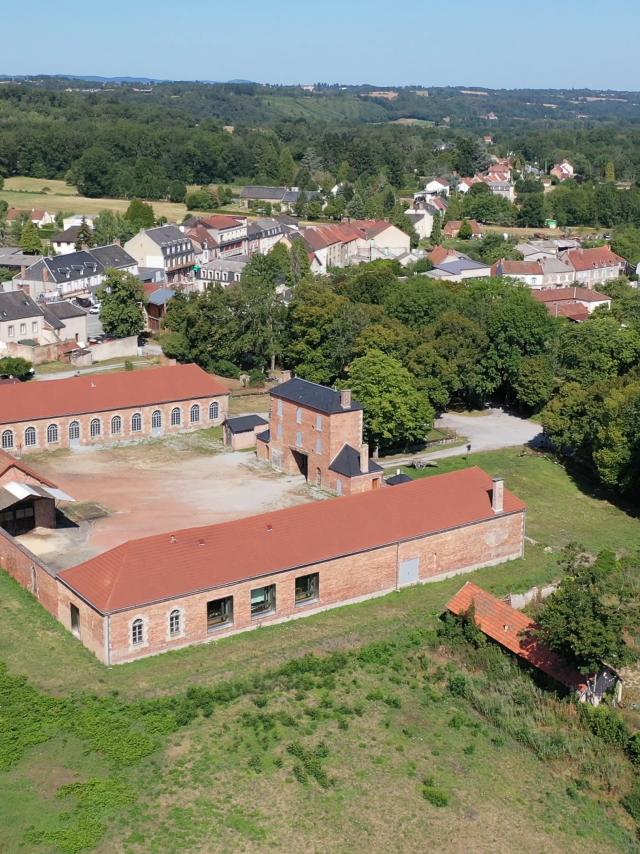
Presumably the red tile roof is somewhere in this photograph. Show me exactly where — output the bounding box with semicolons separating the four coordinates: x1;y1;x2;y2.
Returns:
428;245;460;265
532;287;610;303
446;582;584;690
564;247;625;271
0;449;56;488
497;259;542;276
187;225;219;247
59;467;525;613
201;215;245;230
543;302;589;322
0;364;229;425
7;207;47;221
443;220;482;237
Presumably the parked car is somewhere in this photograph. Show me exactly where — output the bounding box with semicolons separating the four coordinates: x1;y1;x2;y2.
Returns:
89;303;101;315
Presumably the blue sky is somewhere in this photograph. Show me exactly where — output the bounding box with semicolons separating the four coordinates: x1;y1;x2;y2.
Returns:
2;0;638;90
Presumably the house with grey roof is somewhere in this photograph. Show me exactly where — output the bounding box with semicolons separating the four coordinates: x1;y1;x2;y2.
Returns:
197;255;250;288
247;218;285;255
124;226;195;282
239;186;321;213
0;292;87;348
427;255;492;282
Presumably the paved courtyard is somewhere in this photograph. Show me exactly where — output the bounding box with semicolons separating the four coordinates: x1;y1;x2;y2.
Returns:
19;435;314;572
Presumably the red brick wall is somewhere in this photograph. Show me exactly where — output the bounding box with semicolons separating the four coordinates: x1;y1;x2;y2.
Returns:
2;394;228;453
102;510;525;664
0;526;59;617
56;584;107;662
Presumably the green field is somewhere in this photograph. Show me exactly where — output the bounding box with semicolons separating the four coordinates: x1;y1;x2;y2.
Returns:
2;447;640;853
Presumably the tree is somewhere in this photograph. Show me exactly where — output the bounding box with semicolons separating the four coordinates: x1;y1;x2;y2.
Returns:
278;147;296;185
458;218;473;240
384;278;455;330
346;349;434;452
430;214;442;244
0;356;33;381
72;146;118;197
185;188;217;211
124;199;155;231
97;269;145;338
74;216;94;249
454;137;489;176
92;210;135;245
557;314;640;386
512;354;556;412
517;193;546;227
168;180;187;203
537;548;640;672
391;206;419;248
20;221;43;255
346;192;366;220
611;225;640;267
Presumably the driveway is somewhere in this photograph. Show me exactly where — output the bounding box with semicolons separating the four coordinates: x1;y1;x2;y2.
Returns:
380;408;542;468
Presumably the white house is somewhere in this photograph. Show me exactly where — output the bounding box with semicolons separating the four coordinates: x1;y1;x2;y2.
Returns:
125;226;195;282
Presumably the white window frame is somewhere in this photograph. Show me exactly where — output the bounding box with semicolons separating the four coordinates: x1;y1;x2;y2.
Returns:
168;608;183;639
47;423;59;444
2;429;14;450
209;401;219;420
190;404;200;424
131;413;142;433
24;426;37;447
171;407;181;426
90;418;101;438
131;617;145;647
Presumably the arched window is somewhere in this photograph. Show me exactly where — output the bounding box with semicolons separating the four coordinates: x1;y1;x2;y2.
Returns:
152;410;162;430
131;618;144;646
131;413;142;433
90;419;101;438
190;404;200;424
171;407;181;426
69;421;80;441
1;430;14;450
209;401;219;421
47;423;59;444
111;415;122;435
24;427;36;447
169;609;181;637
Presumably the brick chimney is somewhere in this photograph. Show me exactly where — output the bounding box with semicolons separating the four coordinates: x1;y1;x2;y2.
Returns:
340;388;352;409
280;370;293;383
491;477;504;513
359;443;369;474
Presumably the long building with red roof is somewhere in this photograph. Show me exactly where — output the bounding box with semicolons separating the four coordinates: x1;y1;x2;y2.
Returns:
1;466;526;664
0;363;229;452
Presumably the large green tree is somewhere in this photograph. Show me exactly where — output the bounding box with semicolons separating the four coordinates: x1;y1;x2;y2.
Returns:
124;199;155;232
346;349;434;452
97;269;145;338
20;221;43;255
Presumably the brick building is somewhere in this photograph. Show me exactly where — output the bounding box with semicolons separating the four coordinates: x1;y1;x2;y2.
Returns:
0;449;73;535
0;364;229;453
0;466;525;664
256;377;383;494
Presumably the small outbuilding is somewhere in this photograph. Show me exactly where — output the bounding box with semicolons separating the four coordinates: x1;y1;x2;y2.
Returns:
224;414;269;450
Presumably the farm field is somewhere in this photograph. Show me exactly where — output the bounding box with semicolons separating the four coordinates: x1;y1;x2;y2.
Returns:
1;447;640;852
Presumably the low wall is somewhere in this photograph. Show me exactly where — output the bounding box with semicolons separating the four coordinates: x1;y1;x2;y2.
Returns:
0;526;58;617
90;336;139;362
6;340;68;365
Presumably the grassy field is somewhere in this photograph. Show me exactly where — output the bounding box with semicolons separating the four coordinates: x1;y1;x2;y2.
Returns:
2;447;640;852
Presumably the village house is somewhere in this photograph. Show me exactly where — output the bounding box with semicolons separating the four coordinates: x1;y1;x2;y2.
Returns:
492;259;545;287
256;376;384;495
0;363;229;453
559;246;626;287
0;466;525;664
443;220;484;239
404;207;434;240
0;291;89;352
428;255;492;282
223;414;269;450
550;160;574;181
145;287;176;332
7;208;55;227
238;186;321;213
0;448;74;537
196;255;249;288
50;226;82;255
124;226;195;283
0;248;44;283
538;256;576;287
532;286;611;322
247;218;285;255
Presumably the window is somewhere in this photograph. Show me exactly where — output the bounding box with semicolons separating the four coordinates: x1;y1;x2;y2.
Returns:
169;609;181;637
69;421;80;441
19;323;26;336
31;321;38;334
277;422;283;440
251;584;276;618
209;401;219;420
207;596;233;631
171;407;181;426
47;423;59;444
131;618;144;646
296;407;303;424
70;603;80;637
315;438;323;454
336;480;343;496
1;430;14;450
111;415;122;435
190;404;200;424
7;325;14;338
152;410;162;430
316;415;323;432
131;413;142;433
295;573;319;605
90;418;101;438
277;400;283;417
295;431;303;448
24;426;36;447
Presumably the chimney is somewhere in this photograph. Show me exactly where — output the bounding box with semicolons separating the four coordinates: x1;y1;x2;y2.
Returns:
491;477;504;513
359;443;369;474
340;388;352;409
280;370;293;383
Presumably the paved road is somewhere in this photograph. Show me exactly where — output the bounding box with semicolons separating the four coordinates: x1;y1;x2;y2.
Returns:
380;408;542;469
34;356;148;382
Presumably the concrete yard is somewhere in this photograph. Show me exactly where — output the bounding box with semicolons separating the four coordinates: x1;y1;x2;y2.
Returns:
18;434;315;572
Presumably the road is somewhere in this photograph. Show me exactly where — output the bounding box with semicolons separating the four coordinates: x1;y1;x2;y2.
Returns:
34;354;151;382
380;408;542;469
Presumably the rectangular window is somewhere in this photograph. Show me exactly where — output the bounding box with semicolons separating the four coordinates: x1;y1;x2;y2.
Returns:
277;422;283;440
316;414;323;432
19;323;26;336
296;407;303;424
207;596;233;631
277;400;283;417
251;584;276;618
32;321;38;333
70;603;80;637
296;431;303;448
7;325;14;338
315;437;323;454
295;573;319;605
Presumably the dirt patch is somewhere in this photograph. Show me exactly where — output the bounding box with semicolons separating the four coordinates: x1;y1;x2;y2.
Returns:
20;434;315;570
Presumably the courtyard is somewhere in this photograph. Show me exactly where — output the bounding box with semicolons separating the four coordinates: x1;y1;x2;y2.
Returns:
18;430;315;571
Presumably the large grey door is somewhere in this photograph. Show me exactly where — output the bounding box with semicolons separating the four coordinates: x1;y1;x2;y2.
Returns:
398;557;420;588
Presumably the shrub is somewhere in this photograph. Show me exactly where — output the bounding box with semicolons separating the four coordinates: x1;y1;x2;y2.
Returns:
422;779;449;807
623;780;640;822
628;732;640;765
581;705;630;747
210;359;241;379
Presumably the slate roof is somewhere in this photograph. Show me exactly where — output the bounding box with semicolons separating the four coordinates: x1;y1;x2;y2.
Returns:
144;225;186;246
385;472;413;485
146;287;176;306
43;301;88;320
240;186;288;201
88;244;137;269
0;291;43;322
0;248;44;268
256;428;270;443
58;467;525;613
329;444;383;478
270;377;363;414
224;414;268;434
51;226;82;243
446;582;584;690
434;257;490;275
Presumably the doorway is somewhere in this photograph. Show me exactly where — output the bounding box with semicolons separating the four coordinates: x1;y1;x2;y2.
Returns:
291;449;308;479
70;603;81;637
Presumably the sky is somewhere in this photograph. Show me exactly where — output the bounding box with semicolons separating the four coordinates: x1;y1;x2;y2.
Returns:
2;0;639;91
